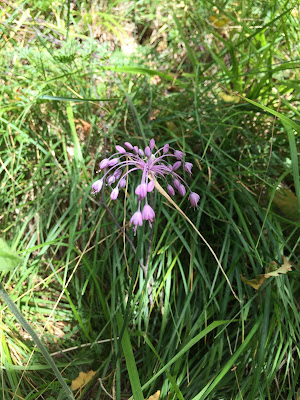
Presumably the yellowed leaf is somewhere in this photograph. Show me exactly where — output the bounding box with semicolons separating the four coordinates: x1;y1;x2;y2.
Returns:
133;390;161;400
291;7;299;17
265;257;292;278
148;391;160;400
71;370;96;391
241;274;266;290
209;15;229;28
219;91;240;103
272;187;300;222
242;257;292;289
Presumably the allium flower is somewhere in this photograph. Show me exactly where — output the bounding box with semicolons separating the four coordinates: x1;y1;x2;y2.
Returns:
92;179;103;193
92;139;200;233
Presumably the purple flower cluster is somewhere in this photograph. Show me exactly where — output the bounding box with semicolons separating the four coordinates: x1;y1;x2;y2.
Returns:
92;139;200;233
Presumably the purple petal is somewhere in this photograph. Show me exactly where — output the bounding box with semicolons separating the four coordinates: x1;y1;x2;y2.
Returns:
116;145;126;154
172;161;181;171
178;184;186;196
167;184;175;196
189;192;200;208
145;146;151;158
147;181;155;192
174;150;184;160
119;178;126;188
110;187;119;200
124;142;133;150
173;179;181;190
142;204;155;222
92;179;103;193
99;159;109;169
163;143;169;154
107;175;116;185
184;162;193;174
108;158;119;167
114;169;122;180
130;211;143;226
149;139;155;150
135;183;148;198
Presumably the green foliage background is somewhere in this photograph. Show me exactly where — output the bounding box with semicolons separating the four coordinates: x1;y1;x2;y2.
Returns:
0;0;299;399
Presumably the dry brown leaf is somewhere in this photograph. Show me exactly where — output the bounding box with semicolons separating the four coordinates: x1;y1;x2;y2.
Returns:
241;257;292;290
71;370;96;391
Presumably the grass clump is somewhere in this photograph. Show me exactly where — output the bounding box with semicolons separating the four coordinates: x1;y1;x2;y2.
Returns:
0;0;299;399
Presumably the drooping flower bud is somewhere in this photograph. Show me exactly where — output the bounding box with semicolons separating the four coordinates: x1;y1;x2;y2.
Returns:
124;142;133;150
167;184;175;196
147;181;155;192
172;161;181;171
184;162;193;174
189;192;200;208
114;169;122;180
133;146;139;154
110;187;119;200
130;211;143;227
178;184;186;196
107;175;116;185
174;150;184;160
119;178;126;188
173;179;181;190
116;145;126;154
99;159;109;169
135;183;148;198
142;204;155;222
92;179;103;193
108;158;119;167
138;148;144;157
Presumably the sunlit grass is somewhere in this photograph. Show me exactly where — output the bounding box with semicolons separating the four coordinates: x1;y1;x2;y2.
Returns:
0;0;299;399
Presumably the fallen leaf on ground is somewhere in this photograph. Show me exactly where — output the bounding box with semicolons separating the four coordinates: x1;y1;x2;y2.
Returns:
219;92;240;103
241;274;266;290
241;257;292;290
133;390;160;400
71;370;96;391
264;257;292;277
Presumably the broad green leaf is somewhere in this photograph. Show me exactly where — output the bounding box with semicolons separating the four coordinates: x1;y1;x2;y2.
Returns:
0;239;22;271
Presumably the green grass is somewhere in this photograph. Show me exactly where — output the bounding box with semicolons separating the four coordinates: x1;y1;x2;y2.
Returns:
0;0;299;399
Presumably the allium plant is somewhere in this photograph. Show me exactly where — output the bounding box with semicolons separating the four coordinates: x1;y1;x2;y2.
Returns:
92;139;200;233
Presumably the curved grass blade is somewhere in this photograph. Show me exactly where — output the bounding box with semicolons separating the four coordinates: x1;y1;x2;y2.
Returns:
191;315;263;400
133;320;227;397
0;282;74;400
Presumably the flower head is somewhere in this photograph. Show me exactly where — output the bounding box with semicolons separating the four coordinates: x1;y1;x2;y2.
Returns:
130;211;143;235
142;204;155;224
92;139;200;233
189;192;200;208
